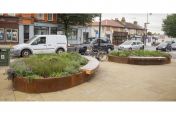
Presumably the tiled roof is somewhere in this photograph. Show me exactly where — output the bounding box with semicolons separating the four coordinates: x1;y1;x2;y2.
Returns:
91;19;124;28
123;22;144;30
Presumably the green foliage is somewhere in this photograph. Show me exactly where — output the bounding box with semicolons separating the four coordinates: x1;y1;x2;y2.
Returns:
162;14;176;37
10;53;88;78
110;50;171;58
57;14;99;37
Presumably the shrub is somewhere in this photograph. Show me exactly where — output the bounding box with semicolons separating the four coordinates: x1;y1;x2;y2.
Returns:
8;53;88;78
110;50;171;58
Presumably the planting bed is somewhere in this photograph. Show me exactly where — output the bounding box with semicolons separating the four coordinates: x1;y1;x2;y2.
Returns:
9;53;99;93
108;50;171;65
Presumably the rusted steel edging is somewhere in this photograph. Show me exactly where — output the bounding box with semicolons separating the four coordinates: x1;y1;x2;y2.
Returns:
108;55;171;65
12;56;100;93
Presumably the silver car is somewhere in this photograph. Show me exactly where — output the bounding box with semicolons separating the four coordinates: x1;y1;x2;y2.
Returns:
118;40;144;50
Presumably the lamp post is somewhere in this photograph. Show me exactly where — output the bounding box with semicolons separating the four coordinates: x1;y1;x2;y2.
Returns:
98;13;102;47
144;13;152;46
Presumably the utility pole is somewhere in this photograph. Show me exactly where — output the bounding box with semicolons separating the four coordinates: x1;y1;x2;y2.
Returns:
144;13;152;46
98;13;102;47
99;13;101;38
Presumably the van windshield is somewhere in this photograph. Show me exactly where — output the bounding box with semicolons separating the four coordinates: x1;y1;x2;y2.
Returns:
26;36;37;44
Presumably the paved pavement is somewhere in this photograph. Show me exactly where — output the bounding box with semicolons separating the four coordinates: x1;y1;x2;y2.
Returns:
1;61;176;101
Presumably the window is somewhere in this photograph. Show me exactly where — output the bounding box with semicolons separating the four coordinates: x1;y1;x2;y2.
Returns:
5;29;18;42
0;13;3;16
48;14;53;21
38;37;46;44
51;27;57;35
36;14;44;20
8;13;15;16
68;29;78;40
0;28;4;41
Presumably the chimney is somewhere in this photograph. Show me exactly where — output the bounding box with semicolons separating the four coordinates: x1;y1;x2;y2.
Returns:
134;21;137;25
115;18;119;21
121;17;126;24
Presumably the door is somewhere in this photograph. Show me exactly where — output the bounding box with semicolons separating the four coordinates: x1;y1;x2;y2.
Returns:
24;25;29;43
131;42;138;50
30;37;47;54
45;36;56;53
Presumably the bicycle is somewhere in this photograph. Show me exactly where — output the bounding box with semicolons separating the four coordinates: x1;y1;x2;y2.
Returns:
85;46;108;61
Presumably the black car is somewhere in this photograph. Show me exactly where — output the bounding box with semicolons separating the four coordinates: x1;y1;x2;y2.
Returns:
156;42;172;51
171;43;176;50
78;37;114;55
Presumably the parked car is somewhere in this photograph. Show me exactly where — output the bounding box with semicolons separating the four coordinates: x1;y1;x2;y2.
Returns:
118;40;144;50
165;40;175;44
11;35;67;57
171;43;176;50
78;37;114;55
156;42;172;51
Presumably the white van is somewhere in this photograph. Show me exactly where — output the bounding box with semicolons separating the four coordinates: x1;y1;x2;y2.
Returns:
11;35;67;57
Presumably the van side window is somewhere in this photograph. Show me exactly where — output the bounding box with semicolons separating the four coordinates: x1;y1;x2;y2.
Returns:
38;37;46;44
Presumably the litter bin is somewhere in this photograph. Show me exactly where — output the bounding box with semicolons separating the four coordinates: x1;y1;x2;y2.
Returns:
0;48;10;66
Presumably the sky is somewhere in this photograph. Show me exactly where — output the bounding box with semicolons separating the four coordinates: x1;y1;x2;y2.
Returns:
95;13;168;34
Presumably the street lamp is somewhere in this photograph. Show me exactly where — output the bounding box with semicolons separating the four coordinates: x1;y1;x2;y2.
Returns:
144;13;152;46
98;13;102;47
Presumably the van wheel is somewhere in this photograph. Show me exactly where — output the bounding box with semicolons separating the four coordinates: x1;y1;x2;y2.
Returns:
21;49;31;57
56;48;64;54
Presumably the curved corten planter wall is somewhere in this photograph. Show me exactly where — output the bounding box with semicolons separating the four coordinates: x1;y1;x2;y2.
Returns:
12;56;99;93
108;55;171;65
12;72;94;93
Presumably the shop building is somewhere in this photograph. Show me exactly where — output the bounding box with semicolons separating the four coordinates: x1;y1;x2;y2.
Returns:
18;13;58;43
0;15;19;45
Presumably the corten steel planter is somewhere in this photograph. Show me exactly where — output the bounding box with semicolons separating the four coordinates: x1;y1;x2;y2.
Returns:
12;56;100;93
108;55;171;65
13;72;87;93
128;56;171;65
108;55;129;64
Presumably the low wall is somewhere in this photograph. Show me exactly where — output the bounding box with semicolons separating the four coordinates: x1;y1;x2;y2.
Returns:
108;55;171;65
12;56;99;93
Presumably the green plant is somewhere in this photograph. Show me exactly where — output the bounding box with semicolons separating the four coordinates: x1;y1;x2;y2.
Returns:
110;50;171;58
8;53;88;79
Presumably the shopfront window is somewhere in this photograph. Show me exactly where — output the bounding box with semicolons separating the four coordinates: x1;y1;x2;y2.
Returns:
0;28;4;41
34;26;49;35
5;29;18;42
51;27;57;35
48;14;53;21
68;28;78;40
36;14;44;20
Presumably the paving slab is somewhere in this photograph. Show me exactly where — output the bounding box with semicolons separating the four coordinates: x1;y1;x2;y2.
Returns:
1;61;176;101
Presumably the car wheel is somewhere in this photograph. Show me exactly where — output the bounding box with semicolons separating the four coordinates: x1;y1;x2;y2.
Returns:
21;49;31;57
107;48;112;53
56;48;64;54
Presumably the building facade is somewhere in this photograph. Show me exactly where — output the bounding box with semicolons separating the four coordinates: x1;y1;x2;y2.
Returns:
18;13;58;43
0;14;19;45
0;13;58;45
68;19;128;45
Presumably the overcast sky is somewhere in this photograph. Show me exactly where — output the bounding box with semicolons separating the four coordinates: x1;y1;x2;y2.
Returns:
95;14;167;34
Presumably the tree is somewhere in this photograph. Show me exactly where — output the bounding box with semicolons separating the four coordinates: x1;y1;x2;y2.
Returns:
57;14;99;38
162;14;176;37
147;31;152;35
